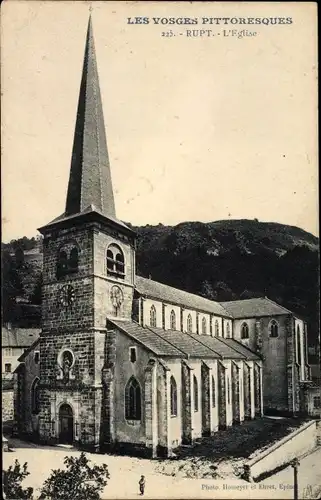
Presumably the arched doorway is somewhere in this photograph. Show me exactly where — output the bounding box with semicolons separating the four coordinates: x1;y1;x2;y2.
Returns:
59;404;74;444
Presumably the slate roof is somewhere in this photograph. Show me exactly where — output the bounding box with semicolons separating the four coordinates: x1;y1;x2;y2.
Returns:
148;327;221;358
65;17;116;219
109;320;184;357
218;337;260;360
220;297;292;319
41;206;132;233
136;276;232;317
109;320;259;361
2;327;40;348
188;334;246;359
17;338;41;362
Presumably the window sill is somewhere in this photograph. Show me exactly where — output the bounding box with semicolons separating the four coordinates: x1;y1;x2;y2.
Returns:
171;414;177;418
126;419;141;426
107;271;125;279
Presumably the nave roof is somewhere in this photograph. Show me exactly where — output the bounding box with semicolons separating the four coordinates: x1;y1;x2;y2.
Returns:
135;276;232;318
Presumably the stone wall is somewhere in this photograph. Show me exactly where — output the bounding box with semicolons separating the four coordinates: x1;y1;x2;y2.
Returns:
244;420;320;482
15;345;40;437
2;388;14;422
181;361;192;443
263;314;290;411
218;361;226;428
42;225;95;334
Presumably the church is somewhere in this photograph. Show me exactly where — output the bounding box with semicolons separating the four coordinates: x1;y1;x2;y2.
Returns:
14;17;311;458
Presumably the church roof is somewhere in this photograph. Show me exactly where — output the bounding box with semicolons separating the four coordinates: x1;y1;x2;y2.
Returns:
65;16;116;219
109;319;185;357
187;334;251;359
109;320;259;360
220;297;292;319
41;205;132;233
136;276;232;318
218;337;260;360
148;327;221;358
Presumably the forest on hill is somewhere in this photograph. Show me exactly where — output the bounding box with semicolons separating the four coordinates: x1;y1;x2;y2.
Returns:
2;219;319;346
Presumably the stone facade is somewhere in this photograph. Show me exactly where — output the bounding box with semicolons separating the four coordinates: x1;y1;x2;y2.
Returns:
2;388;14;422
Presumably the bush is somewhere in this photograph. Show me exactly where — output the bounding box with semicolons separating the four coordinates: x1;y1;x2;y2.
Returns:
39;452;110;500
3;460;34;499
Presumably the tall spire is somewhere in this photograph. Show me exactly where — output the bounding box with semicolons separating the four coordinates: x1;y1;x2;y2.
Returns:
65;16;116;218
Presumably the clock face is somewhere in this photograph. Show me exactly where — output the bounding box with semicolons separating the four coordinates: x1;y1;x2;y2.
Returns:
59;284;75;308
110;285;123;309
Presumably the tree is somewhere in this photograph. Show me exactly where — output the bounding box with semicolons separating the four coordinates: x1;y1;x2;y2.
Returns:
39;452;110;500
1;250;24;324
30;273;43;305
3;460;34;499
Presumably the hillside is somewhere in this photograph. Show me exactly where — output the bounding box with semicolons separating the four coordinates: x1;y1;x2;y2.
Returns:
2;219;319;345
129;219;318;256
131;220;319;345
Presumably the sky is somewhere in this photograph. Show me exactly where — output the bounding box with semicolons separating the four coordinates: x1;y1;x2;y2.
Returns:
1;1;318;242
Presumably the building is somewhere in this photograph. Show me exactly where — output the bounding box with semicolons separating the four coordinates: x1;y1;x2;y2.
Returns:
14;17;311;457
2;326;40;423
2;325;40;377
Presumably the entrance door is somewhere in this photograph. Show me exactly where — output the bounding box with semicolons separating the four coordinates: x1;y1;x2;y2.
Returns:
59;404;74;444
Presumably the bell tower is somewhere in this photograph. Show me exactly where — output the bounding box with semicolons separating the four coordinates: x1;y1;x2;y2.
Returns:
37;16;136;449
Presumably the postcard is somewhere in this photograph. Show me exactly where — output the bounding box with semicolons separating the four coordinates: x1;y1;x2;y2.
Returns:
1;1;319;499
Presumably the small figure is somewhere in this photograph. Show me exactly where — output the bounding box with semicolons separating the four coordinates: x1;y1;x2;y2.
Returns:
139;475;145;496
62;351;73;380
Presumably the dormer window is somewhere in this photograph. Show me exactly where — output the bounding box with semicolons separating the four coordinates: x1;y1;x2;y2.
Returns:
107;244;125;278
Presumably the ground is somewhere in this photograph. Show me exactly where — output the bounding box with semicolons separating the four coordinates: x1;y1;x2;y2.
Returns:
158;415;307;479
3;416;321;499
3;440;321;499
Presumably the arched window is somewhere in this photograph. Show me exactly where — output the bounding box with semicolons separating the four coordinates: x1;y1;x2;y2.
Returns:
211;375;216;407
56;244;80;279
270;320;279;338
193;375;199;412
106;244;125;278
241;322;249;339
31;377;40;414
69;247;79;272
187;314;193;333
297;326;301;365
170;310;176;330
125;377;141;420
150;305;157;327
201;317;207;334
170;376;177;416
226;323;231;338
215;320;219;336
57;250;68;278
